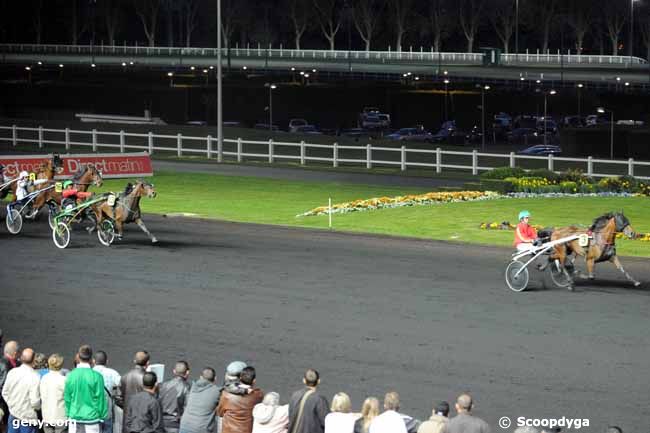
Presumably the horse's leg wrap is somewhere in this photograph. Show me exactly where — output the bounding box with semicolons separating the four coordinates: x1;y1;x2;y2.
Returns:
613;257;641;287
136;218;157;243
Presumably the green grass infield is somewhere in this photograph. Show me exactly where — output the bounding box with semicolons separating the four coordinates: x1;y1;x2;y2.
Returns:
97;171;650;257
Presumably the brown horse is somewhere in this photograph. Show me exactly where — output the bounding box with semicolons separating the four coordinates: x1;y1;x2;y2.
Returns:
31;163;103;222
546;212;639;290
0;154;63;203
23;155;64;219
95;180;158;243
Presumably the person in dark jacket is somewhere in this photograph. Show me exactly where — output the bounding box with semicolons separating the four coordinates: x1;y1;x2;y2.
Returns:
120;351;150;433
0;341;20;428
158;361;191;433
125;372;164;433
179;368;221;433
287;369;329;433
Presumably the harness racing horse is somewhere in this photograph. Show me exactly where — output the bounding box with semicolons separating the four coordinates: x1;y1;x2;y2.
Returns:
95;180;158;243
545;212;639;290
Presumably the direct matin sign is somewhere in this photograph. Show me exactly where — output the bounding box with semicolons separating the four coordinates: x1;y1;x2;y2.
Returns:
0;152;153;179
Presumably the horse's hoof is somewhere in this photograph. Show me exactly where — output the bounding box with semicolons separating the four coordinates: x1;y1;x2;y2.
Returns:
567;286;574;291
152;238;158;244
634;281;641;287
578;273;589;280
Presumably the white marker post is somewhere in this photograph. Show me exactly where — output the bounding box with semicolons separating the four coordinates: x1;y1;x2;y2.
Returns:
328;197;332;229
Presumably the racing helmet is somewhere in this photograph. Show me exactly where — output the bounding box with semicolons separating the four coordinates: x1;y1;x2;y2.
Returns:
63;180;74;188
19;170;29;179
518;210;531;221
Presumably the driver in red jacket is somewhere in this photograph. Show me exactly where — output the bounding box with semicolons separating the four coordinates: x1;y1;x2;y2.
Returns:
513;210;538;252
61;180;92;209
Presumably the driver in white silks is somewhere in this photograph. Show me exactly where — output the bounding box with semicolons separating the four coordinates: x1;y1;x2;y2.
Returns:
6;170;49;216
513;210;539;252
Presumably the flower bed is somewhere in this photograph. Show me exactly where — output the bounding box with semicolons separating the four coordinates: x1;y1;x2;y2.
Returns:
297;191;500;217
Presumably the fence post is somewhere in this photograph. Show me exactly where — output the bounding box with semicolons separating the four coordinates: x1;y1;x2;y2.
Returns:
92;129;97;152
207;135;212;158
436;147;442;173
400;145;406;171
38;126;43;149
300;141;305;165
628;158;634;176
218;137;224;163
268;139;274;163
472;149;478;175
548;153;554;171
65;128;70;150
333;142;338;167
366;144;372;169
148;132;154;154
509;152;515;168
587;156;593;176
11;124;17;147
237;137;242;162
177;133;182;157
120;130;125;153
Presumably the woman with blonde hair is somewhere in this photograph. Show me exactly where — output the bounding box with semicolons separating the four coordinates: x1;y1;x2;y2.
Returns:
353;397;379;433
324;392;360;433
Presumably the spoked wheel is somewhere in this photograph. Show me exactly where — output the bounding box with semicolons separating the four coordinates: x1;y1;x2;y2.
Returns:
52;222;71;249
5;209;22;234
505;260;529;292
97;220;116;246
547;259;573;288
47;205;59;230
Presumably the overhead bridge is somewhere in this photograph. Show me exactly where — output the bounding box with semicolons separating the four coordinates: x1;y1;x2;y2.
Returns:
2;44;650;88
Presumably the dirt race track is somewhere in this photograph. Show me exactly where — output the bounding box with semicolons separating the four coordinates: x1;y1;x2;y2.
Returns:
1;213;649;432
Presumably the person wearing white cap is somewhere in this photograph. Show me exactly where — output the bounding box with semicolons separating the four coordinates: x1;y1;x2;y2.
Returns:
6;171;48;220
252;392;288;433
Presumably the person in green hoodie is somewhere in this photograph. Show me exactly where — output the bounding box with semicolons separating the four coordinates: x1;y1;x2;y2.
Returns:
64;345;108;433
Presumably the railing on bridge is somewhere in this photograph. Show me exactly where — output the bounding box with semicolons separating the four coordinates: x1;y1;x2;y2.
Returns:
0;124;648;180
0;44;646;66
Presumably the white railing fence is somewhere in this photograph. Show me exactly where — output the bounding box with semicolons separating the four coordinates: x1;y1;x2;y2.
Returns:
0;125;648;180
0;44;647;66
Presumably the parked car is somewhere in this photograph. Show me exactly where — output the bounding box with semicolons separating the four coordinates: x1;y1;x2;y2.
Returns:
289;118;308;132
431;127;469;145
616;119;645;126
517;144;562;156
513;115;538;129
536;119;558;134
562;116;584;128
585;114;610;127
358;108;391;129
507;128;539;144
386;127;433;142
292;125;322;135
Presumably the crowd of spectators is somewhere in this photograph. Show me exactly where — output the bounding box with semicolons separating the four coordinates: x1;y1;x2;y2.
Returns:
0;329;626;433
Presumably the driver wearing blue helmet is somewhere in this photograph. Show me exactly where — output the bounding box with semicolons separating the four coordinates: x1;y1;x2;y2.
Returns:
513;210;538;252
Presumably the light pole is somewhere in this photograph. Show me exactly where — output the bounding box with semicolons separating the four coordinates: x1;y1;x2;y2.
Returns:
577;83;583;118
217;0;223;147
265;83;277;133
443;79;450;121
598;107;615;159
630;0;639;58
543;90;556;146
515;0;519;56
478;84;490;151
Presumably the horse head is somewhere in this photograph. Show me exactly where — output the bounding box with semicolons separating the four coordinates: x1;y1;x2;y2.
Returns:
136;179;157;198
88;164;103;187
614;212;635;238
52;154;64;174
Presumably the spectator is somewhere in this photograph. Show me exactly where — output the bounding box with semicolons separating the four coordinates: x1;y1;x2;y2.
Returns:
606;428;622;433
353;397;379;433
223;361;248;394
417;401;449;433
252;392;289;433
158;361;191;433
324;392;359;433
119;351;149;433
64;345;108;433
0;340;20;427
446;394;490;433
368;392;407;433
34;354;48;378
217;366;264;433
2;348;40;433
514;427;538;433
93;351;121;433
40;354;67;433
287;369;329;433
125;372;164;433
178;368;221;433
